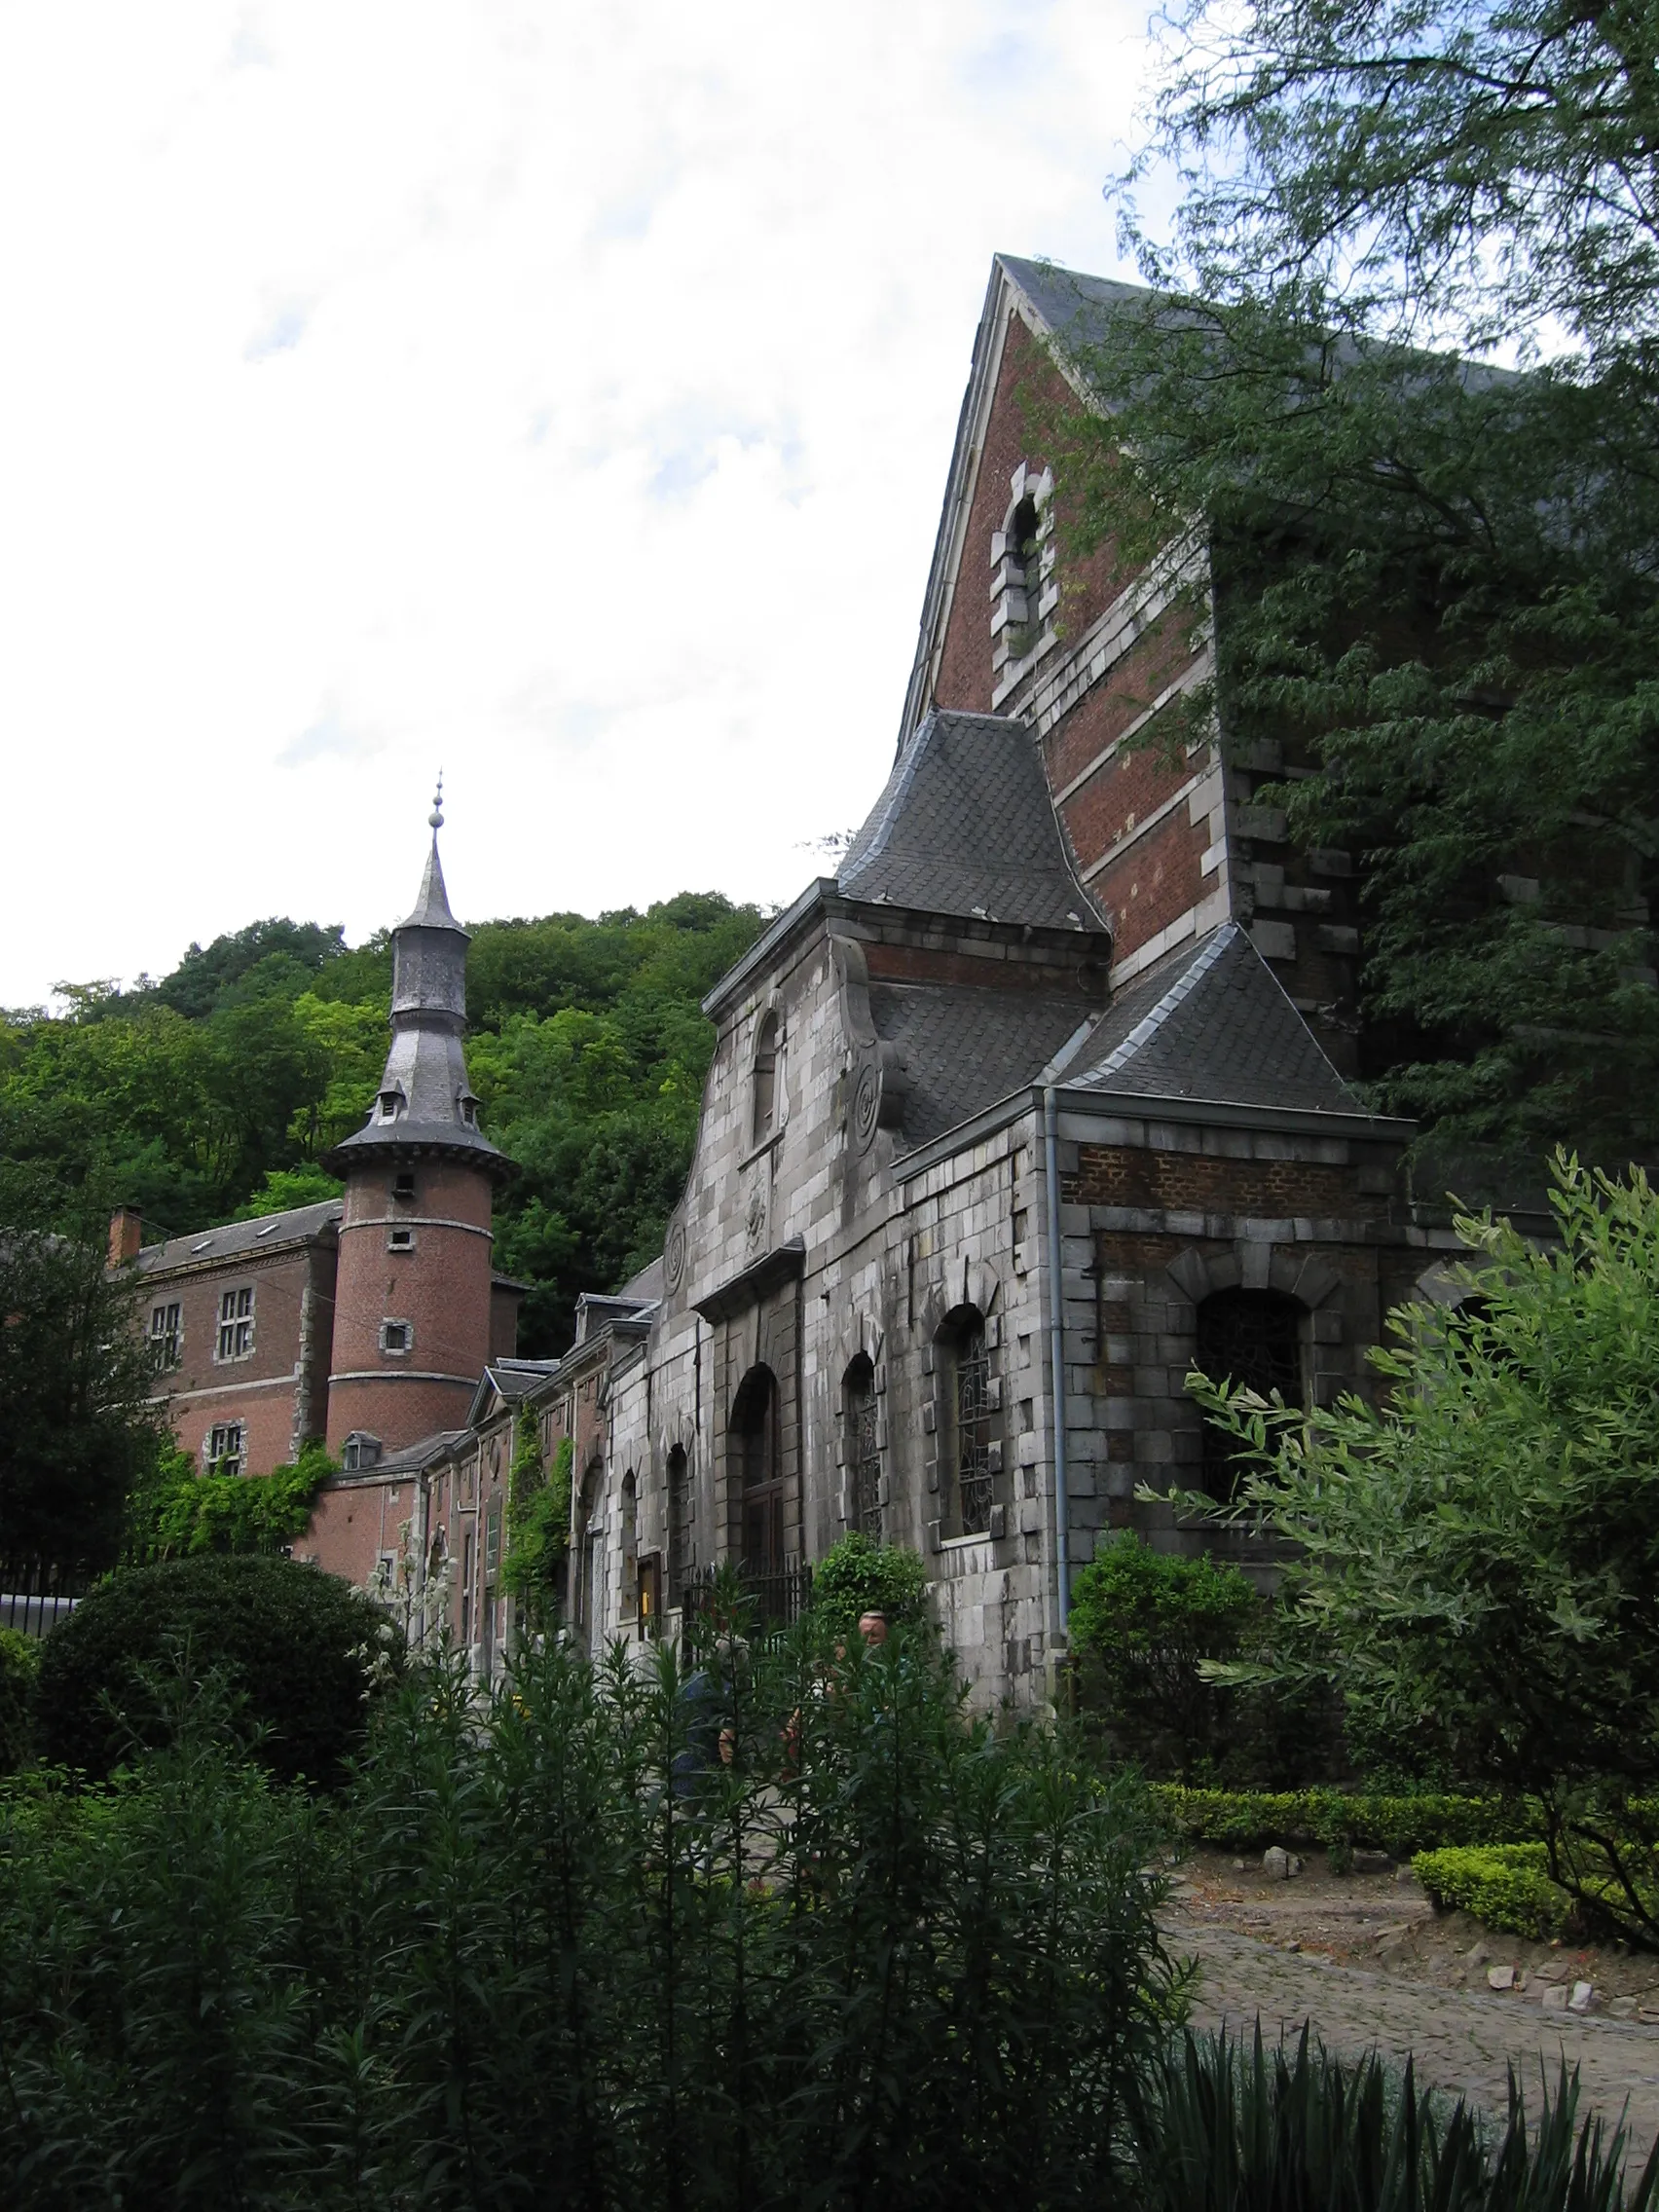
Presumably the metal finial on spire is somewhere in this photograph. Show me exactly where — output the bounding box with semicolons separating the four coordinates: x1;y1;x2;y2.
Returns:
428;771;444;831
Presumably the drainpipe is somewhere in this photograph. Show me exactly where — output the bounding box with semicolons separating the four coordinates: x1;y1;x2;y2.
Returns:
1043;1087;1071;1640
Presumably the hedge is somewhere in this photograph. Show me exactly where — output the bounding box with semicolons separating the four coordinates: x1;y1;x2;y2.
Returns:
34;1553;394;1788
1151;1784;1534;1857
1412;1845;1574;1939
0;1628;39;1776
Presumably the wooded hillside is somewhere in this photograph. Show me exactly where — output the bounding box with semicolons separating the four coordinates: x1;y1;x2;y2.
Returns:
0;895;767;1354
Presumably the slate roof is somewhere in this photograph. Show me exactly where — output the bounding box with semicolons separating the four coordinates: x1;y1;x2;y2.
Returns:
399;833;468;936
867;983;1092;1151
998;256;1151;357
1067;925;1358;1112
839;709;1100;928
134;1198;343;1275
481;1358;562;1405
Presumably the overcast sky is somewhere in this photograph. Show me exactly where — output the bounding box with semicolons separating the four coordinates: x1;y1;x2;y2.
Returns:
0;3;1154;1009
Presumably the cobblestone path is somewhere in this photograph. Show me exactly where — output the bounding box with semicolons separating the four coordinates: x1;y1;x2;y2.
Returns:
1173;1915;1659;2164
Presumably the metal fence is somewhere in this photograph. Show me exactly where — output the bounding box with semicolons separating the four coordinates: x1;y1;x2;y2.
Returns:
680;1559;812;1652
0;1558;87;1639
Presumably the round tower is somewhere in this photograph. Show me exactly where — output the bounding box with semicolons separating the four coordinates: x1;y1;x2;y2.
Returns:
323;787;508;1458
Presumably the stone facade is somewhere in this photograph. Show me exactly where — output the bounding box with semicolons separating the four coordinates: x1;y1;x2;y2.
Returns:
128;253;1481;1711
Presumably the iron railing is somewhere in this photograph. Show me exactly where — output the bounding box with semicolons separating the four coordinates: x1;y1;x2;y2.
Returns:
680;1559;812;1652
0;1557;88;1638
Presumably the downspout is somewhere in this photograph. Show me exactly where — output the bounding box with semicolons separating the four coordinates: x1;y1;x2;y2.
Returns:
1043;1087;1071;1640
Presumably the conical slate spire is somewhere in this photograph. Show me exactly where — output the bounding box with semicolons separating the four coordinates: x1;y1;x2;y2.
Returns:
322;790;503;1173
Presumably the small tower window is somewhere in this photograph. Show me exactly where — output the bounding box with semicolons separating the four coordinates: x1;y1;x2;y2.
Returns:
342;1431;383;1472
752;1011;779;1144
388;1227;416;1252
392;1171;417;1203
381;1319;414;1355
378;1088;403;1124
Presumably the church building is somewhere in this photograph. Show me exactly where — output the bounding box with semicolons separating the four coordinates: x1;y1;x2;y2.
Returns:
131;255;1471;1707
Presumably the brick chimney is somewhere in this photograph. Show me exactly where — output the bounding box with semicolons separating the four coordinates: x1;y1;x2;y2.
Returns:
107;1206;143;1270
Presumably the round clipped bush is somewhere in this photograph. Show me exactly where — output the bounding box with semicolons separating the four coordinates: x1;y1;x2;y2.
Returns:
34;1554;395;1788
811;1532;930;1639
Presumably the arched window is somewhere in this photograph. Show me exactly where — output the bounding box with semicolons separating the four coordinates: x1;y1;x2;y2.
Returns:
732;1365;784;1574
1195;1288;1303;1502
940;1306;996;1537
844;1353;881;1539
667;1442;692;1604
752;1012;779;1143
576;1460;606;1650
620;1471;638;1620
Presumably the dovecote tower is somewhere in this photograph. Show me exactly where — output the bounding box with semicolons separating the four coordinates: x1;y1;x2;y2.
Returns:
323;786;507;1457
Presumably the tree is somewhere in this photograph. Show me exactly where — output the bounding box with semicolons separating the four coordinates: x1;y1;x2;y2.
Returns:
1186;1155;1659;1943
0;1166;166;1576
1043;0;1659;1184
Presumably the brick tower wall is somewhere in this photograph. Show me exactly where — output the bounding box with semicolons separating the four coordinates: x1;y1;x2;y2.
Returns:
325;1156;495;1455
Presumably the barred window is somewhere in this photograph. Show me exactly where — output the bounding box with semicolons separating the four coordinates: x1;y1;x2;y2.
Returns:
1195;1288;1303;1502
215;1286;254;1361
667;1443;692;1605
733;1365;784;1575
943;1309;995;1537
844;1354;881;1540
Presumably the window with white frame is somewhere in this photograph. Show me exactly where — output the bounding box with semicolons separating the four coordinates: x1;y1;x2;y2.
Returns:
206;1421;245;1476
381;1319;413;1355
148;1302;182;1373
215;1286;254;1362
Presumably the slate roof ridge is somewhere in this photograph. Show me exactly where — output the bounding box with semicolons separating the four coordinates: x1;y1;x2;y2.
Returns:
1089;924;1239;1082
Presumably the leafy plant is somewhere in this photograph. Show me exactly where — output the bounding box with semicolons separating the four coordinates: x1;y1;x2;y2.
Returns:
1141;2025;1658;2212
0;1619;1177;2209
501;1415;570;1627
808;1530;930;1638
0;1628;38;1777
1182;1156;1659;1946
124;1441;335;1564
33;1552;394;1788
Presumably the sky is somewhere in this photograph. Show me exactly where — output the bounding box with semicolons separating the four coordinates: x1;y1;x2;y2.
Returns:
0;2;1156;1008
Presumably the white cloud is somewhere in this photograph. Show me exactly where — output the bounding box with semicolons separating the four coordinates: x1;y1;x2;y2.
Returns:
0;0;1154;1002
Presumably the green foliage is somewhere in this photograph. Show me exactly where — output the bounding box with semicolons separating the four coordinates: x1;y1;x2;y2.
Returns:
809;1530;931;1637
501;1415;569;1626
0;1162;166;1574
33;1553;393;1788
0;1623;1176;2208
0;1628;39;1777
1141;2025;1657;2212
0;892;766;1354
124;1442;335;1565
1182;1157;1659;1946
1151;1785;1530;1858
1412;1845;1575;1941
1069;1533;1336;1784
1045;0;1659;1184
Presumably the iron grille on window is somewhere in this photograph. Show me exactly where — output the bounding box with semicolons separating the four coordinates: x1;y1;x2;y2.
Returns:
955;1324;994;1536
667;1447;692;1605
1195;1288;1302;1501
216;1287;253;1361
853;1391;882;1538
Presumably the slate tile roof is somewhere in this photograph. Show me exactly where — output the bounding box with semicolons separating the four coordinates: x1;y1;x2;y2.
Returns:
839;709;1101;929
1068;924;1358;1112
134;1198;344;1275
867;983;1092;1151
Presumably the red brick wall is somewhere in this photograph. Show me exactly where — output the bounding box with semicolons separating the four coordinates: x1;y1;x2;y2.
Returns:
144;1243;328;1475
934;315;1140;716
1064;1145;1371;1218
326;1156;495;1455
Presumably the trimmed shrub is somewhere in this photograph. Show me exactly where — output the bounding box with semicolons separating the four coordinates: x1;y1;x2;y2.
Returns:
1153;1784;1532;1857
1413;1844;1575;1938
0;1627;38;1775
810;1531;930;1637
34;1553;393;1788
